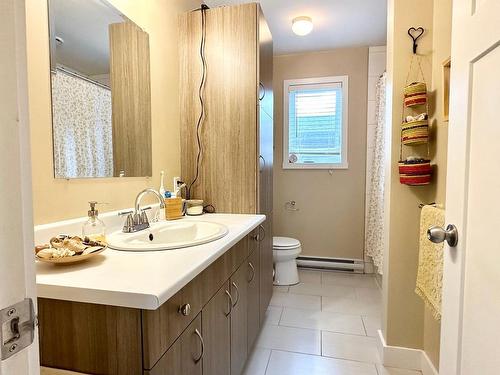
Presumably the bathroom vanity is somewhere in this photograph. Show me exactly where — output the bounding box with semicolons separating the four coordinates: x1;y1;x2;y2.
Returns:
36;213;267;375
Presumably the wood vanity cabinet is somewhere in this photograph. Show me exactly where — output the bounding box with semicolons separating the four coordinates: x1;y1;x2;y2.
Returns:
179;1;274;337
247;242;261;351
144;314;203;375
202;282;231;375
38;234;264;375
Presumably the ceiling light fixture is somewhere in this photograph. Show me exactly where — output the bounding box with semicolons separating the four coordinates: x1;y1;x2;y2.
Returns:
292;16;313;36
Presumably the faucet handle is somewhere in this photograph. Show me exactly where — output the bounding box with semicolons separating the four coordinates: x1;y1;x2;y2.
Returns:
123;214;134;233
140;210;149;226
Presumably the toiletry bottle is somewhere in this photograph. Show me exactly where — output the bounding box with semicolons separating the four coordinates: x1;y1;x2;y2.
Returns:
159;170;166;198
82;201;107;243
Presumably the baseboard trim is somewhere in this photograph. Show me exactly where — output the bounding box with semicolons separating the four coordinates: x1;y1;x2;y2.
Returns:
377;330;439;375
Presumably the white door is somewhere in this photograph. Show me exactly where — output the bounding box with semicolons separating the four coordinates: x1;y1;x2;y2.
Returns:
0;0;40;374
439;0;500;374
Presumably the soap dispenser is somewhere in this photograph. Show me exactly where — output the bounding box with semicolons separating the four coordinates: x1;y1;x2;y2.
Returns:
82;201;106;243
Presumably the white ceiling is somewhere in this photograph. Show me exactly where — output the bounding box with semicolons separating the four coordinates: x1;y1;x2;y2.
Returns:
204;0;387;54
52;0;125;76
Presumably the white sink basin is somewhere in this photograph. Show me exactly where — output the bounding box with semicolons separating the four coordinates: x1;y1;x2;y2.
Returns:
107;220;229;251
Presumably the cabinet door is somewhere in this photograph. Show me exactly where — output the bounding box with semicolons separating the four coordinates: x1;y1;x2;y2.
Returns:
230;264;249;375
145;314;203;375
259;217;273;324
202;281;231;375
247;247;261;351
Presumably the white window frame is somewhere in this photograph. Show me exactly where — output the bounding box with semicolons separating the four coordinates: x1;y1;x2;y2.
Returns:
283;75;349;170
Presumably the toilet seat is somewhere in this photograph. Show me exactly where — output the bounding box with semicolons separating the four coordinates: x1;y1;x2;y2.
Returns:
273;236;301;250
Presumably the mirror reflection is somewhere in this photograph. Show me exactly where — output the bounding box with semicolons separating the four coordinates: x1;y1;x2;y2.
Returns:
49;0;152;179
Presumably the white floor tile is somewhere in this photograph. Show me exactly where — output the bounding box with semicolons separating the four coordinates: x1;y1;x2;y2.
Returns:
356;287;383;302
280;307;365;335
270;292;321;311
265;350;378;375
256;324;321;355
263;306;283;325
290;282;357;299
298;269;322;284
273;285;290;293
242;347;271;375
322;331;381;364
362;315;381;337
323;295;382;317
322;272;379;289
376;364;422;375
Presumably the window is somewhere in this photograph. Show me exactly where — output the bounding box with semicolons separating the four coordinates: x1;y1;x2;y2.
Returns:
283;76;348;169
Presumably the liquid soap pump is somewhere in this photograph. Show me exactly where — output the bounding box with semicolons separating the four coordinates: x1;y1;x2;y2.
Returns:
82;201;107;243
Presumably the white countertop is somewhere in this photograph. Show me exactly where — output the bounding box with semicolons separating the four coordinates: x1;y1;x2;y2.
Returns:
36;213;265;310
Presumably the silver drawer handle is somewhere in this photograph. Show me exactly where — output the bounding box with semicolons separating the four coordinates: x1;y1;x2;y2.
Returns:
248;262;255;283
258;224;266;242
179;303;191;316
194;329;204;363
225;290;233;316
231;282;240;307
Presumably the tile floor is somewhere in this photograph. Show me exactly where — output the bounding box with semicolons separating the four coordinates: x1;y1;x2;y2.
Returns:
243;269;421;375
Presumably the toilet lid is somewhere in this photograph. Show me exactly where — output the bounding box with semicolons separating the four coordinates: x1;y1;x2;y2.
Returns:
273;236;301;249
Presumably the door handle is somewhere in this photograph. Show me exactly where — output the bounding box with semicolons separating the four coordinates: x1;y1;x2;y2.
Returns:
248;262;255;283
427;224;458;247
258;224;266;242
259;82;265;101
193;329;204;363
231;282;240;307
224;290;233;316
259;155;266;172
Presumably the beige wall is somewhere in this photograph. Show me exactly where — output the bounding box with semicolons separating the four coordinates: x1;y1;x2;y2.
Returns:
273;48;368;260
383;0;451;369
382;0;434;351
423;0;452;368
26;0;199;225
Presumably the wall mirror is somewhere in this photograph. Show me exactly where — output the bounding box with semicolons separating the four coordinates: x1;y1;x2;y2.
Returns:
48;0;152;179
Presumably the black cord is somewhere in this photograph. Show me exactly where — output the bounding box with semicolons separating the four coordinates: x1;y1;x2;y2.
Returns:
187;5;208;200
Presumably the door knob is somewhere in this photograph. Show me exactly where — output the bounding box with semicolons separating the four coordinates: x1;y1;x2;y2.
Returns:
427;224;458;247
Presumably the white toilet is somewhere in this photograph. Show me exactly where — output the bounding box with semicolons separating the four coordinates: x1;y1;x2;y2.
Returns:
273;236;301;286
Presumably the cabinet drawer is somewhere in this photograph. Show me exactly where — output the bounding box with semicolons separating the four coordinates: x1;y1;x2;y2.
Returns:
145;314;203;375
248;229;259;257
142;237;248;369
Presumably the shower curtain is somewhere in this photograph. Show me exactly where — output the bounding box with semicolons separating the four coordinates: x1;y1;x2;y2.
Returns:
365;73;386;274
51;69;113;178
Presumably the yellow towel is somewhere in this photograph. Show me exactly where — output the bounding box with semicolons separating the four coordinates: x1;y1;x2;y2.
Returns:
415;205;445;320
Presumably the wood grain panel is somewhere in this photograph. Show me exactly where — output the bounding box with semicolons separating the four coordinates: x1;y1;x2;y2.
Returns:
38;299;142;375
259;217;273;325
109;22;152;177
180;4;259;213
142;237;247;368
202;282;231;375
230;264;249;375
247;247;261;351
145;314;202;375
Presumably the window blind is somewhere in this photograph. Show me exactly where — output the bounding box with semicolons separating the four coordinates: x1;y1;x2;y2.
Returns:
288;83;344;164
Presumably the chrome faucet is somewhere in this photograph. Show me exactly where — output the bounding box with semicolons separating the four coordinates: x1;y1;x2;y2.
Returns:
122;188;166;233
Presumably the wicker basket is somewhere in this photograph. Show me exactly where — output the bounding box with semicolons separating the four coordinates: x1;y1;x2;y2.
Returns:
398;159;432;186
404;82;427;107
402;117;429;145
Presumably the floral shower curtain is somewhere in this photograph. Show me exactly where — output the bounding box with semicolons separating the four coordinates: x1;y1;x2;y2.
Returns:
365;73;387;274
51;69;113;178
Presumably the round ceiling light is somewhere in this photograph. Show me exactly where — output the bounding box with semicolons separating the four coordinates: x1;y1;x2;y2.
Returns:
292;16;313;36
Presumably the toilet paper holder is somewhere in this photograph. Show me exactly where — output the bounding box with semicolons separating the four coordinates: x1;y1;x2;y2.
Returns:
285;201;299;211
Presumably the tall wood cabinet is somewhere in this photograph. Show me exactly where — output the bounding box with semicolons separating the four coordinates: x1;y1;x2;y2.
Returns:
179;2;274;330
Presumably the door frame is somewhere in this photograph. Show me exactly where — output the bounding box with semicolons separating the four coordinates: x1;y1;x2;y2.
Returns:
0;0;40;373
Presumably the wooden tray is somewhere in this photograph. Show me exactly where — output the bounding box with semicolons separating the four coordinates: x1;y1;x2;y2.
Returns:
36;246;107;265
